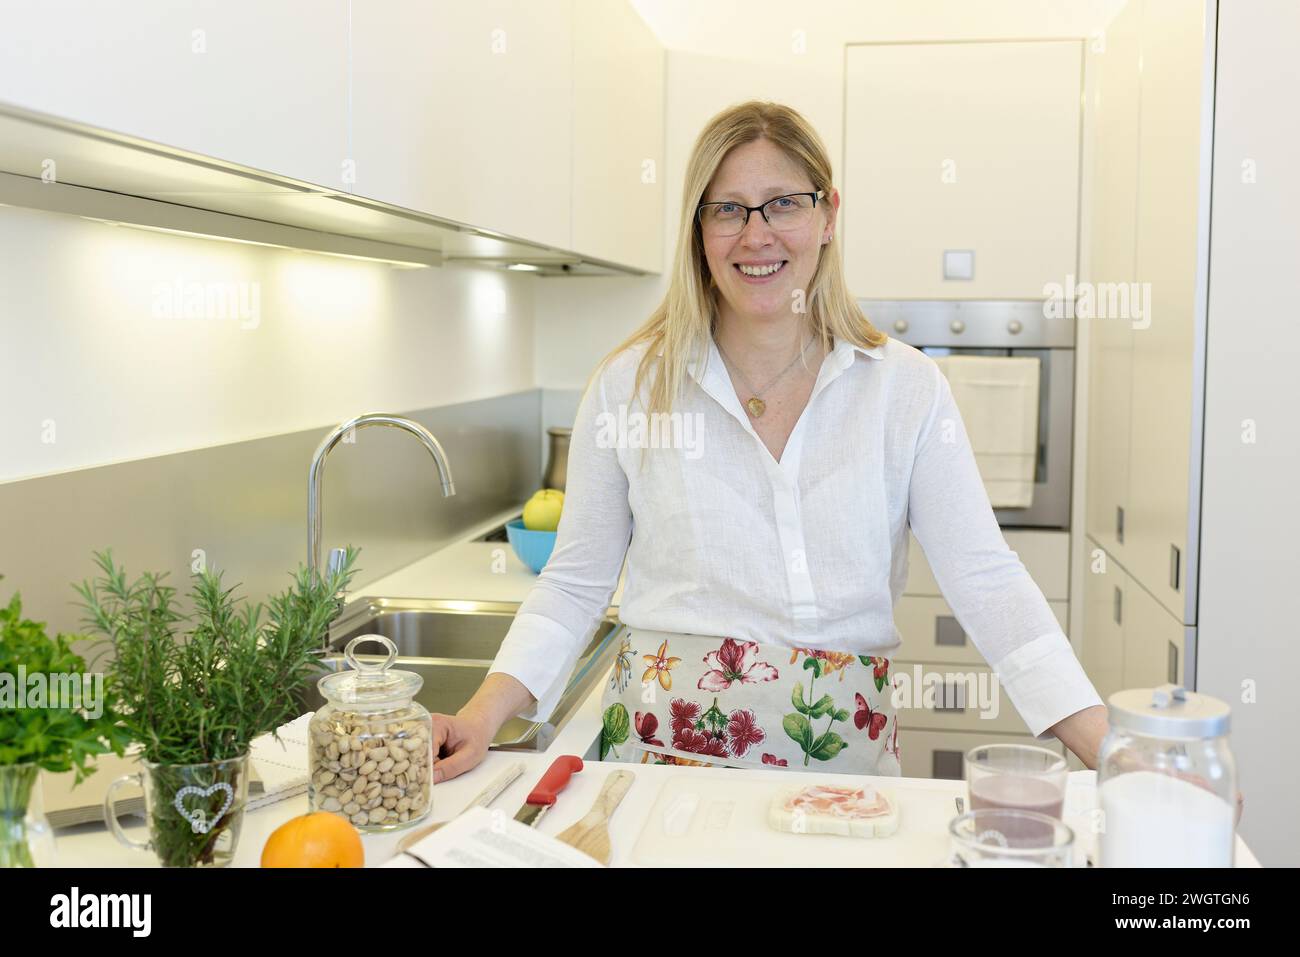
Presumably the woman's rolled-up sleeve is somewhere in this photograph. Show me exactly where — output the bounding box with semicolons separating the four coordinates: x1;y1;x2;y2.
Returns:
486;364;632;723
905;361;1103;739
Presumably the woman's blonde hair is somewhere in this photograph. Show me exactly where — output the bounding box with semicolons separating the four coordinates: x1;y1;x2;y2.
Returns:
592;99;887;417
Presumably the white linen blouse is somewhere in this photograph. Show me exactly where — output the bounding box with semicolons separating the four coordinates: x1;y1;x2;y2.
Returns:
487;334;1102;739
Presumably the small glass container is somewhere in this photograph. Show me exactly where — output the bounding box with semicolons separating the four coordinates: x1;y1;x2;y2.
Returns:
943;809;1076;867
965;743;1068;820
308;635;433;832
1097;684;1235;867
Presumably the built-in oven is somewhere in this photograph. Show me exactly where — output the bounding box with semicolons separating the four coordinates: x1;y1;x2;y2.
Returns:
859;300;1074;531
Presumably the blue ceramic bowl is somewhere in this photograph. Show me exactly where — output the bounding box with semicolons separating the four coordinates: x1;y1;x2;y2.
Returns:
505;518;557;574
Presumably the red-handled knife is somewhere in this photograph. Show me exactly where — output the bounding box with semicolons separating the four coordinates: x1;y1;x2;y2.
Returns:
513;755;583;828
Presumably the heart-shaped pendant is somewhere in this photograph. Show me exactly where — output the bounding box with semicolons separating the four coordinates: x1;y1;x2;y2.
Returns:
746;397;766;417
173;782;235;834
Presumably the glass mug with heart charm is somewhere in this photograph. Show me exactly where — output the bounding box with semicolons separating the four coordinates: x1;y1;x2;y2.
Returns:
103;754;250;867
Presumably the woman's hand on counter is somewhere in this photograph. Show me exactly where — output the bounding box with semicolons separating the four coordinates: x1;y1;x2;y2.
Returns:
430;672;539;783
428;711;494;783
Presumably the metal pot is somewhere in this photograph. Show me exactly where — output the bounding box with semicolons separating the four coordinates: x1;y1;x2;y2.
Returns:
543;427;571;492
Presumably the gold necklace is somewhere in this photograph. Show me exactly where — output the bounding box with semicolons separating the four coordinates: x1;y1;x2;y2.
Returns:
714;333;814;418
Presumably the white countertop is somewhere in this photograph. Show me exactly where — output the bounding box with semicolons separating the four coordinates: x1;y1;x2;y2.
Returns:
352;504;626;606
50;506;1261;868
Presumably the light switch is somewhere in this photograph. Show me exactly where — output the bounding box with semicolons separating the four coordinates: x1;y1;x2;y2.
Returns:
943;249;974;280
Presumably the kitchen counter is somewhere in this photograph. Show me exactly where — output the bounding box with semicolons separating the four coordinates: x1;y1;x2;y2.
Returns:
47;672;1264;867
48;507;1261;868
351;504;626;607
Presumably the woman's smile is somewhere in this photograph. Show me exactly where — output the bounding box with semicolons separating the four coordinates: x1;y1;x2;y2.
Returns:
734;259;789;281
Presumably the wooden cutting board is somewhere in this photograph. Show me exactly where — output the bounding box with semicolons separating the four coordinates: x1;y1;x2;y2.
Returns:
630;774;956;867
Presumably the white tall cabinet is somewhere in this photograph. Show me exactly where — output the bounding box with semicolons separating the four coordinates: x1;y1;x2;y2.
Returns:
1081;0;1212;688
1081;542;1184;705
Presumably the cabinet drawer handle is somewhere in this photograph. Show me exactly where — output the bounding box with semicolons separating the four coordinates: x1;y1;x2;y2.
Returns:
1170;544;1181;591
1116;506;1125;544
1113;586;1123;626
932;750;964;780
1168;640;1179;685
933;680;966;713
935;615;967;647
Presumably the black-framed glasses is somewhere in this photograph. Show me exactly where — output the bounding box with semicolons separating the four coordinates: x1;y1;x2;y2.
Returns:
696;190;825;237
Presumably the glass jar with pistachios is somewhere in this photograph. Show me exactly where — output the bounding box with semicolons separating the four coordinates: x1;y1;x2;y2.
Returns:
308;635;433;831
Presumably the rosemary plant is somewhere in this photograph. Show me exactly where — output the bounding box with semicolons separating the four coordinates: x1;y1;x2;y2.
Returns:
75;548;358;866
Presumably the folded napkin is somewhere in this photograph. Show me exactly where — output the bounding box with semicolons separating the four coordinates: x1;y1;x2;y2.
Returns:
933;355;1041;508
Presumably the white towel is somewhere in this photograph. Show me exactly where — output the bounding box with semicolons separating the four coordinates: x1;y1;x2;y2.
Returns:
246;711;315;811
932;355;1041;508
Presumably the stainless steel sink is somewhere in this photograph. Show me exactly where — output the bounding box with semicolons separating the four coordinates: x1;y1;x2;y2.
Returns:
299;597;621;752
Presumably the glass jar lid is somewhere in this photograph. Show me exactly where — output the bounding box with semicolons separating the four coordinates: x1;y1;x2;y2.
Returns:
1107;684;1230;739
317;635;423;708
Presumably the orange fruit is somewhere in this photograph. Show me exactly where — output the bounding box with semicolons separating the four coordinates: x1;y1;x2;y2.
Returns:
261;812;365;868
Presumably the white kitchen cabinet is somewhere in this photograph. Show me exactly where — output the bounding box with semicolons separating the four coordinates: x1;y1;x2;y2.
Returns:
905;529;1070;601
897;527;1072;742
351;0;662;269
570;0;664;272
1123;0;1209;623
1119;564;1185;691
1082;0;1141;563
842;39;1083;299
894;596;1069;669
1081;536;1184;700
900;728;1063;781
892;659;1039;735
351;0;574;251
1080;536;1126;706
1082;0;1210;625
0;1;349;188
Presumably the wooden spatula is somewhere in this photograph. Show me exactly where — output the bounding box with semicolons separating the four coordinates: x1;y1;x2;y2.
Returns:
555;770;634;865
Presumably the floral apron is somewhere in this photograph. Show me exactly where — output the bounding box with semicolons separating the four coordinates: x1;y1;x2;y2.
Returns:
599;627;901;775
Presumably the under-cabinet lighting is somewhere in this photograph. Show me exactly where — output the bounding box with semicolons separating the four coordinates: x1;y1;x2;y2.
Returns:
505;262;542;272
94;220;433;268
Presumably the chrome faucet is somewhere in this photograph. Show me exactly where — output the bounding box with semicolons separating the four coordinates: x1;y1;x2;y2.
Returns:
308;414;456;577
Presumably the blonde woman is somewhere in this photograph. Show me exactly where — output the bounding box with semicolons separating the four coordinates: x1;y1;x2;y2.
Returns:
428;100;1109;780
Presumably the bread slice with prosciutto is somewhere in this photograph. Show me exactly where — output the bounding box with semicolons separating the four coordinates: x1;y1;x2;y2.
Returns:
768;783;900;838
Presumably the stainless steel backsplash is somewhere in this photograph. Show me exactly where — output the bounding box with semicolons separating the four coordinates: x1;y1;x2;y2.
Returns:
0;390;542;645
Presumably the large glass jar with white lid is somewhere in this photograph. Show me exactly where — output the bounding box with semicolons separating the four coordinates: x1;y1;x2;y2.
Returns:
308;635;433;831
1097;684;1235;867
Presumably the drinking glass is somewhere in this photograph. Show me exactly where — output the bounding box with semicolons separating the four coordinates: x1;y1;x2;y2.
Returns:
965;743;1068;835
103;754;250;868
945;809;1075;867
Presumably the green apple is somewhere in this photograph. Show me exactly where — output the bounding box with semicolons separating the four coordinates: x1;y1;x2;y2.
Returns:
523;489;564;531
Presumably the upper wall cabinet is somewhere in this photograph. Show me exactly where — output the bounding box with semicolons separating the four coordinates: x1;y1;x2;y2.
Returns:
570;0;664;273
0;0;663;274
842;40;1083;299
0;1;350;189
351;0;575;252
351;0;662;271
